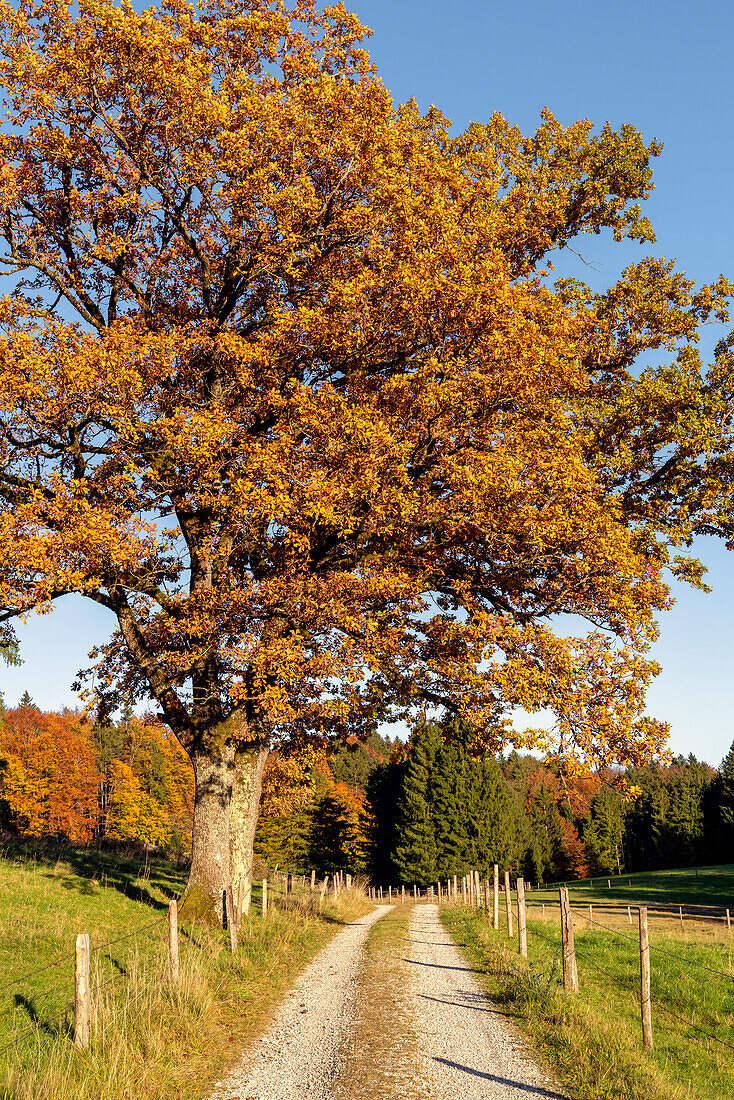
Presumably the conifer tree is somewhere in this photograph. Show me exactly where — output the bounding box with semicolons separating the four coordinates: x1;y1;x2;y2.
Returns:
392;724;441;884
431;727;473;878
584;786;625;874
713;743;734;853
472;755;529;873
366;756;407;885
719;740;734;839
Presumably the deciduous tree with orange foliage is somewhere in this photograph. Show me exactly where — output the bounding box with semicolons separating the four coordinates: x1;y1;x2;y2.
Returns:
0;0;733;919
0;707;98;841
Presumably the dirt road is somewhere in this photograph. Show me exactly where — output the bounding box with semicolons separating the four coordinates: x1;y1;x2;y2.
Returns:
211;902;568;1100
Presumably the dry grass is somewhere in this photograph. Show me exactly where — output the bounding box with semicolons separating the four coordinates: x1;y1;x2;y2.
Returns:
442;900;734;1100
0;853;372;1100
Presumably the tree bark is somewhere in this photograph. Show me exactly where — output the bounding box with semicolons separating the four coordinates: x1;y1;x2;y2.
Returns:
187;743;236;923
229;741;269;894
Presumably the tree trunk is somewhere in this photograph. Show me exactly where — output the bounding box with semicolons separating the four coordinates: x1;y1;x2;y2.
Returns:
229;741;269;894
187;744;236;924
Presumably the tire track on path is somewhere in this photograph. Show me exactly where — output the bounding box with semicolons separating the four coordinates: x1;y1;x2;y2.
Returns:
211;904;391;1100
407;903;571;1099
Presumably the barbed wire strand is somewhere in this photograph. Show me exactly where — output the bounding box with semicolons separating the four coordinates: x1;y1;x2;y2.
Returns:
647;939;734;980
651;995;734;1054
482;913;734;1058
568;907;640;945
0;951;75;997
567;906;734;981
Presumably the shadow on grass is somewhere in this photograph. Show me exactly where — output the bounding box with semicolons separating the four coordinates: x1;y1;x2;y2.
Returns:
13;994;71;1038
1;836;188;914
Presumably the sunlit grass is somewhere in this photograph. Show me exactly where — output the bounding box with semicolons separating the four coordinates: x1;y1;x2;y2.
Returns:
0;848;371;1100
443;900;734;1100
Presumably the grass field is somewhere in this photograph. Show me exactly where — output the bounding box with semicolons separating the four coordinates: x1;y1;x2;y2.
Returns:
442;871;734;1100
0;843;369;1100
531;863;734;914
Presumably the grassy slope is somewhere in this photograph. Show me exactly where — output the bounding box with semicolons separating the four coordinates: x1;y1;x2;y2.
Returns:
0;844;370;1100
532;864;734;912
442;889;734;1100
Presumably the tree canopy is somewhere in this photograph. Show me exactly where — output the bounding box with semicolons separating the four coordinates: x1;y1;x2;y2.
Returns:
0;0;732;916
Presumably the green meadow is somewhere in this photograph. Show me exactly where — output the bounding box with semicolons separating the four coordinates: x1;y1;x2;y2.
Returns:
0;843;367;1100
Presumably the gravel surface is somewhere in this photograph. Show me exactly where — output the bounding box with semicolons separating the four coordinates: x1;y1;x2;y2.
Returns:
211;902;569;1100
211;904;391;1100
407;904;570;1099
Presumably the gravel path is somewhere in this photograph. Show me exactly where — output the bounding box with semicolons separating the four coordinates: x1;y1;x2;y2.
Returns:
407;904;570;1099
211;904;391;1100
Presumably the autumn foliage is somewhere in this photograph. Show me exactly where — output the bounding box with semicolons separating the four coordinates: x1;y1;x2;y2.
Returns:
0;707;98;842
0;707;194;848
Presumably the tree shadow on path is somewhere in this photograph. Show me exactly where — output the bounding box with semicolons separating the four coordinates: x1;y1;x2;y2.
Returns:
434;1056;571;1099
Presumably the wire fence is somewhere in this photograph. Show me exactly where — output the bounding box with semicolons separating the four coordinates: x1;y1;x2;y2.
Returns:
0;864;351;1067
441;868;734;1066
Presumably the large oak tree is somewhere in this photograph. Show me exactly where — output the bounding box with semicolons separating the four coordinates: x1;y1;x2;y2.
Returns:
0;0;731;918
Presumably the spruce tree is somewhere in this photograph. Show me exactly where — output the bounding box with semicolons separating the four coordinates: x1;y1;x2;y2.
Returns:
717;743;734;822
366;758;407;885
473;755;529;873
431;723;473;878
392;723;441;885
719;740;734;838
584;786;625;874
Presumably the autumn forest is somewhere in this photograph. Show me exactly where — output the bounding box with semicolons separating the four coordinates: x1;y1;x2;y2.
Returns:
2;698;732;891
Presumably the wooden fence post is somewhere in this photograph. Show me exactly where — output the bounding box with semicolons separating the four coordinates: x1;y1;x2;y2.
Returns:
517;877;527;958
559;886;578;993
493;865;499;930
462;876;467;905
262;878;268;917
679;906;684;932
639;906;653;1051
504;871;513;936
628;905;632;925
333;876;339;901
168;900;179;985
320;876;329;908
74;932;91;1050
484;879;490;918
474;870;481;907
414;883;417;902
727;908;731;935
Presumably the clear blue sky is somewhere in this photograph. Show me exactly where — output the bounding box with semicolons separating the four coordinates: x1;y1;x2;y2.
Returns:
2;0;733;766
